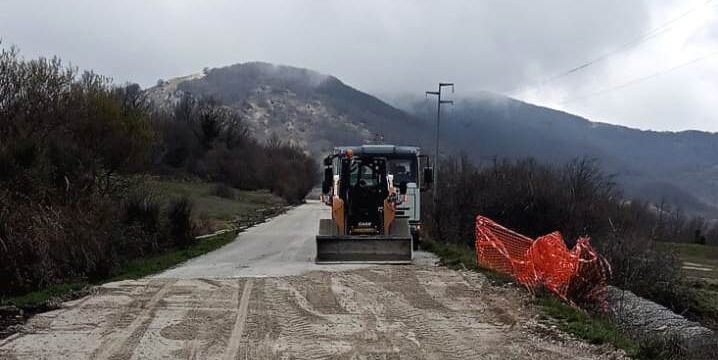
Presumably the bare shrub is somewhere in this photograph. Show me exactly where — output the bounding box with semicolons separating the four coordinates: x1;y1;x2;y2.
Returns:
0;47;156;296
121;188;164;254
195;212;213;235
153;98;317;203
167;197;195;248
426;155;711;329
598;231;682;308
123;190;161;232
211;183;235;199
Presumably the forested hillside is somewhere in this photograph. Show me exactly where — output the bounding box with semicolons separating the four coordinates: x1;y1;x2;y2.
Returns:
396;93;718;217
149;62;718;218
147;62;430;157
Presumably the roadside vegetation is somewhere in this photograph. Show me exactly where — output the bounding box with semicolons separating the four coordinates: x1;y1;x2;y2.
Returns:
425;238;683;359
661;242;718;329
0;46;315;306
425;156;718;358
3;183;283;310
149;179;285;233
151;94;317;204
5;230;238;309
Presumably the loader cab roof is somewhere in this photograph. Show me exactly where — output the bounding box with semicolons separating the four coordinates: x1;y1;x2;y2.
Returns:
333;145;420;157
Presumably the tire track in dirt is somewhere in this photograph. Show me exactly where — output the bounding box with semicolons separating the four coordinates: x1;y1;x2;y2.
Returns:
261;277;334;359
288;272;349;315
331;271;423;359
156;279;239;360
240;273;374;359
2;266;623;359
155;280;233;359
242;278;279;343
223;279;253;360
233;267;591;359
91;279;176;360
236;278;281;360
350;268;509;359
355;267;446;311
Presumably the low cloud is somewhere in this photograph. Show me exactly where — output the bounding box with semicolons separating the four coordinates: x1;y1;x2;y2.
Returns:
1;0;715;131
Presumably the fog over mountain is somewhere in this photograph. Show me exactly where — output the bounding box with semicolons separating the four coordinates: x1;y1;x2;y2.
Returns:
145;63;428;156
3;0;717;131
147;62;718;217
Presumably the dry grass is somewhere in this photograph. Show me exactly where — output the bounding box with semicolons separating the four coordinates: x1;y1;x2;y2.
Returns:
148;179;284;230
658;242;718;329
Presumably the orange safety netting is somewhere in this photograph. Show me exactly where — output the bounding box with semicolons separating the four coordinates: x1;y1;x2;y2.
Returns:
475;215;611;309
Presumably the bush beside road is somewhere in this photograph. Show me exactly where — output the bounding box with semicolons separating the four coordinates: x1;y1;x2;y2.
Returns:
0;180;288;339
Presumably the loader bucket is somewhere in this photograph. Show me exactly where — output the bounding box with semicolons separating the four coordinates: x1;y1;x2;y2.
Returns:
315;218;413;264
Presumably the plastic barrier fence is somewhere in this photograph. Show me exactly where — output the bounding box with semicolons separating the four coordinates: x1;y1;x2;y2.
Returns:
475;216;611;308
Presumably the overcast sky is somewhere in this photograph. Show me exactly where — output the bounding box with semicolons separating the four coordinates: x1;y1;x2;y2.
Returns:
2;0;717;132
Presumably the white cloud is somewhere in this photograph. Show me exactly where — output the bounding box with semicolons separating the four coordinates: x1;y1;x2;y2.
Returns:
517;0;718;131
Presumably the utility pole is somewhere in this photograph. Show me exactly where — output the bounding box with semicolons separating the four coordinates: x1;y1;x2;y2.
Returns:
425;82;454;209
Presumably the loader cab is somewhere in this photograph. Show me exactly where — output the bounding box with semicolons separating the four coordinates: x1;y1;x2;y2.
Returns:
328;145;426;189
343;156;388;235
323;145;430;247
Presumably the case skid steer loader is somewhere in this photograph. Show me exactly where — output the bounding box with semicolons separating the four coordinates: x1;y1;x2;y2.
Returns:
316;145;432;264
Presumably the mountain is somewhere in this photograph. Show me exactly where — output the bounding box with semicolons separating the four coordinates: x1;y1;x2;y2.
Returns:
145;62;718;217
393;92;718;217
145;62;429;156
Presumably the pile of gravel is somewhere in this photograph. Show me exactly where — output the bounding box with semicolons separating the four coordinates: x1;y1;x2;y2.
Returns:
606;286;717;358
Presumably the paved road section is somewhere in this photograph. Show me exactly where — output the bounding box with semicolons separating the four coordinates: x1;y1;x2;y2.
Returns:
157;200;369;278
0;201;622;359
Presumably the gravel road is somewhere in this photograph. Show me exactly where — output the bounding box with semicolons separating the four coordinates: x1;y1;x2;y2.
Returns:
0;201;621;359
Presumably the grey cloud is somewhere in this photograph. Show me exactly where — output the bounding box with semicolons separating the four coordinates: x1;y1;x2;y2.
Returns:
1;0;715;131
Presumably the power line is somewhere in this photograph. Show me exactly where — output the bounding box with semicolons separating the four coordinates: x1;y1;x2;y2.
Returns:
549;0;713;80
559;50;718;104
507;0;714;95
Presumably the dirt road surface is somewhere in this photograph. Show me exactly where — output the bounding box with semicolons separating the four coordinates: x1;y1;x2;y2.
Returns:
0;201;620;359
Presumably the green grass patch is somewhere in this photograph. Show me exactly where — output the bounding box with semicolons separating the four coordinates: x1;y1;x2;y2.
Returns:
3;230;239;309
662;242;718;261
422;239;513;284
657;242;718;329
149;179;284;226
536;294;694;359
658;242;718;280
3;282;89;309
535;295;639;354
109;230;238;281
422;239;478;269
